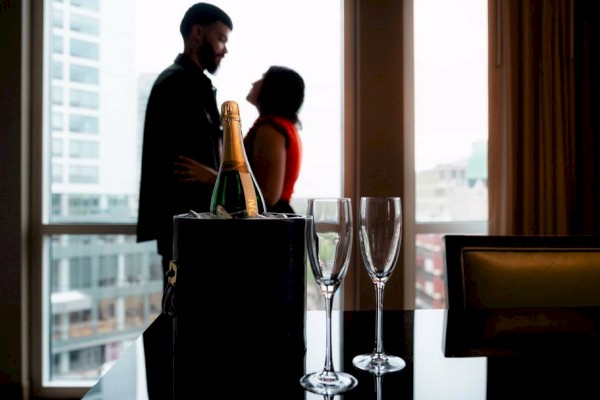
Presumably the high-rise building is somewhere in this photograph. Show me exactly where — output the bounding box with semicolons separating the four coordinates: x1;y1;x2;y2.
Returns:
49;0;162;381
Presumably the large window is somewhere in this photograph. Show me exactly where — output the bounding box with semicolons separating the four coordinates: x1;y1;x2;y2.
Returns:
23;0;489;397
412;0;488;308
32;1;343;397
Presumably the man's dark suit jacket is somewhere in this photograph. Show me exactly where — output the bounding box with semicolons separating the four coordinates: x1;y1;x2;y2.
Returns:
137;53;222;260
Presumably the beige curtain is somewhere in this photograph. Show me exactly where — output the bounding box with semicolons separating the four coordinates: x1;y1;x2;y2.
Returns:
488;0;600;235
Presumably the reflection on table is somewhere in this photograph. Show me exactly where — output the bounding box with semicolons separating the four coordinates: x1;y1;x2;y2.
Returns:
82;308;600;399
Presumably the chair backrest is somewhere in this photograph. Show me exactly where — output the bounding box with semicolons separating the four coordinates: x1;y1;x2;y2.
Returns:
443;235;600;309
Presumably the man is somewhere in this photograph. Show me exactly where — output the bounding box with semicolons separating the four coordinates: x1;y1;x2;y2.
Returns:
137;3;233;285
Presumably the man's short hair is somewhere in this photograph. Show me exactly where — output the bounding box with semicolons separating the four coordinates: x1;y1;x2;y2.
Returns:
180;3;233;37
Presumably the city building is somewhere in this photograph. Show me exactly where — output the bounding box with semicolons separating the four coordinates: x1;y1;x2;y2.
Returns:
49;0;162;380
415;142;488;308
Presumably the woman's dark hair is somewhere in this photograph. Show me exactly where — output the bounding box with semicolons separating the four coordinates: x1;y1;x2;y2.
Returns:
257;66;305;124
180;3;233;37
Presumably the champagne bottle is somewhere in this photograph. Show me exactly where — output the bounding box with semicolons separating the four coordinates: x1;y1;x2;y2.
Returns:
210;100;266;217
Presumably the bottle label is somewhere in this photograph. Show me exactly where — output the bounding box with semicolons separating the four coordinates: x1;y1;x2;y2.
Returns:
240;172;259;216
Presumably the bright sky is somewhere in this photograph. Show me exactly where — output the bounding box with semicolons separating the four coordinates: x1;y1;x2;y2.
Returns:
134;0;343;197
133;0;341;127
414;0;488;170
134;0;488;176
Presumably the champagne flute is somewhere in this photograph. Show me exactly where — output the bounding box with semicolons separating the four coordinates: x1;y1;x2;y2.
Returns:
352;197;406;374
300;198;358;395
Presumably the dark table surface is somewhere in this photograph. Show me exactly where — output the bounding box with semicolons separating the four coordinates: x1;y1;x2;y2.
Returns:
82;308;600;400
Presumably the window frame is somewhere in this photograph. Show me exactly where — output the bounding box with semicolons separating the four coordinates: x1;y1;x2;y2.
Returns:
21;0;489;397
342;0;487;312
30;6;138;393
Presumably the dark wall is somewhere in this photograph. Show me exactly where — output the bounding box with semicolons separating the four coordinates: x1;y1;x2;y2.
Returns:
0;0;27;397
574;1;600;233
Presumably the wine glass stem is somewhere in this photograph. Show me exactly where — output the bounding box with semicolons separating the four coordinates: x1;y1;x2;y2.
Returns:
375;281;386;355
376;374;383;400
323;291;336;376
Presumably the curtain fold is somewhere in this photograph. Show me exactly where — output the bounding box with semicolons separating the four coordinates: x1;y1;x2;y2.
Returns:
488;0;600;235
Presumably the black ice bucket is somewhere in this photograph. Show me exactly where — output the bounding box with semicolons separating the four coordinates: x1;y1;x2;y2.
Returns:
170;214;308;399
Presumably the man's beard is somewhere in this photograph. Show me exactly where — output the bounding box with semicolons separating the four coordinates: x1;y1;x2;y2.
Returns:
199;43;219;74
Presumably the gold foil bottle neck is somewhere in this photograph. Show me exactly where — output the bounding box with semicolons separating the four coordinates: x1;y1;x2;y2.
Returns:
221;100;240;122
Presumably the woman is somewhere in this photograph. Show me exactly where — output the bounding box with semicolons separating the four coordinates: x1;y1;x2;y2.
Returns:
244;66;305;214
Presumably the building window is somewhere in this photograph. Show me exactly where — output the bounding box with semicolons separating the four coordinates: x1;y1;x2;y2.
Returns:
124;296;144;328
52;8;63;28
97;299;116;333
51;138;63;157
98;255;118;287
68;256;93;289
67;196;100;215
52;34;63;54
70;14;99;36
69;114;98;134
70;0;99;12
68;165;99;184
52;60;63;80
52;164;63;183
69;64;99;85
52;112;63;131
70;38;99;60
69;139;99;159
67;346;103;372
52;86;63;105
70;89;99;109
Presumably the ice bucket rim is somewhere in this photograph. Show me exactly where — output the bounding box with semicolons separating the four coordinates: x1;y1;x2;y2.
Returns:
173;213;309;221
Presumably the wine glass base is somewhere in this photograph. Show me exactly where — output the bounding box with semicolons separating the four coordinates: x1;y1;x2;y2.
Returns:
299;371;358;395
352;353;406;374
